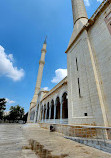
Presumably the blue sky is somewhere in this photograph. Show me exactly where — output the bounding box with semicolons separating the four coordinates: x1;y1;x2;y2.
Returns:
0;0;103;112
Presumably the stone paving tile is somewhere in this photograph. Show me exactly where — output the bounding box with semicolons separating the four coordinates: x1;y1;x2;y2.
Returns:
1;124;111;158
23;124;111;158
0;124;37;158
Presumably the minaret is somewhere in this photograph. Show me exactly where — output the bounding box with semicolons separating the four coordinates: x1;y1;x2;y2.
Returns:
71;0;88;25
27;38;47;122
68;0;88;46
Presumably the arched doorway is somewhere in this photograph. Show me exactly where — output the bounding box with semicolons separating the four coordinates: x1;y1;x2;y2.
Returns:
62;92;68;119
51;100;54;119
56;97;60;119
46;102;49;119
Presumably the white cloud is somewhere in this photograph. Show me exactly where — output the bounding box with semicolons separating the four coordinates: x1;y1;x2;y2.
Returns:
97;0;103;3
0;45;25;81
84;0;90;6
51;69;67;84
6;98;15;104
43;87;50;91
8;54;14;62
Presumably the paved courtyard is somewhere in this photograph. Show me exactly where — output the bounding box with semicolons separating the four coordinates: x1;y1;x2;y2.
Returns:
0;124;37;158
0;124;111;158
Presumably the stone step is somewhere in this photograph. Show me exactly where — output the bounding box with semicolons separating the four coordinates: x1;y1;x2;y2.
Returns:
100;145;111;153
64;136;111;154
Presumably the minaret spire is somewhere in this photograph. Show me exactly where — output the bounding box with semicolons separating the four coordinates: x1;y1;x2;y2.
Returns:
71;0;88;25
44;36;47;44
27;38;47;122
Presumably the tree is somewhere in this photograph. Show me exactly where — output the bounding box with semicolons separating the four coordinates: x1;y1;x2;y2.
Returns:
3;114;10;122
0;98;6;120
9;105;24;121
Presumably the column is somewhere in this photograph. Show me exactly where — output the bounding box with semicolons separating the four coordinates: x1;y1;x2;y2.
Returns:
60;98;63;124
34;100;39;123
42;105;44;122
34;107;37;123
49;103;51;122
45;104;47;122
40;106;43;122
39;105;41;121
54;100;56;123
37;104;40;122
35;108;38;123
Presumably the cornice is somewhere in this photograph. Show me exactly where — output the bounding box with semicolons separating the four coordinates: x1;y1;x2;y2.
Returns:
41;77;67;102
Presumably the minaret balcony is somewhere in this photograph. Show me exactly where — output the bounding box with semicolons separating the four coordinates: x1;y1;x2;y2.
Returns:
39;60;45;65
41;48;47;53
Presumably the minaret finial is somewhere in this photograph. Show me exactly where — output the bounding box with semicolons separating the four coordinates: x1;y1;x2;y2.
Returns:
44;36;47;44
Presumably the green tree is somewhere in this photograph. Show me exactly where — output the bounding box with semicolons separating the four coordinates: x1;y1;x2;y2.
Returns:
0;98;6;120
9;105;24;121
3;114;10;121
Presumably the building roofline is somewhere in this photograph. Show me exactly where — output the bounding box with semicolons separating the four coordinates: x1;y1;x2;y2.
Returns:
41;76;67;102
90;0;109;22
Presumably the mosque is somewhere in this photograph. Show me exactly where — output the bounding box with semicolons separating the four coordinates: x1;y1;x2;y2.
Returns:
28;0;111;128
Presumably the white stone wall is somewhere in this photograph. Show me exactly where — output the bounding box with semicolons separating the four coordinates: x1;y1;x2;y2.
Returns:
88;4;111;126
67;3;111;126
67;30;102;125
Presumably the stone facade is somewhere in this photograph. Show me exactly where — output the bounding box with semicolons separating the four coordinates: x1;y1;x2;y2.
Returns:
28;0;111;127
66;0;111;126
88;3;111;126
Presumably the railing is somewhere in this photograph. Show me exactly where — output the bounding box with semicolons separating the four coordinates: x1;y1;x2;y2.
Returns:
40;119;68;124
39;121;111;152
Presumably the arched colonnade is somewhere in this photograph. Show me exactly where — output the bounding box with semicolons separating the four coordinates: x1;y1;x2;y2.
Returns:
36;92;68;124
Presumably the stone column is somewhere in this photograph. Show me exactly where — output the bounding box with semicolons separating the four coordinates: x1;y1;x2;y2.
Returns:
60;98;63;124
37;104;40;122
45;104;47;122
34;106;37;123
49;103;51;120
42;105;44;122
40;106;43;122
54;100;56;123
34;102;39;123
